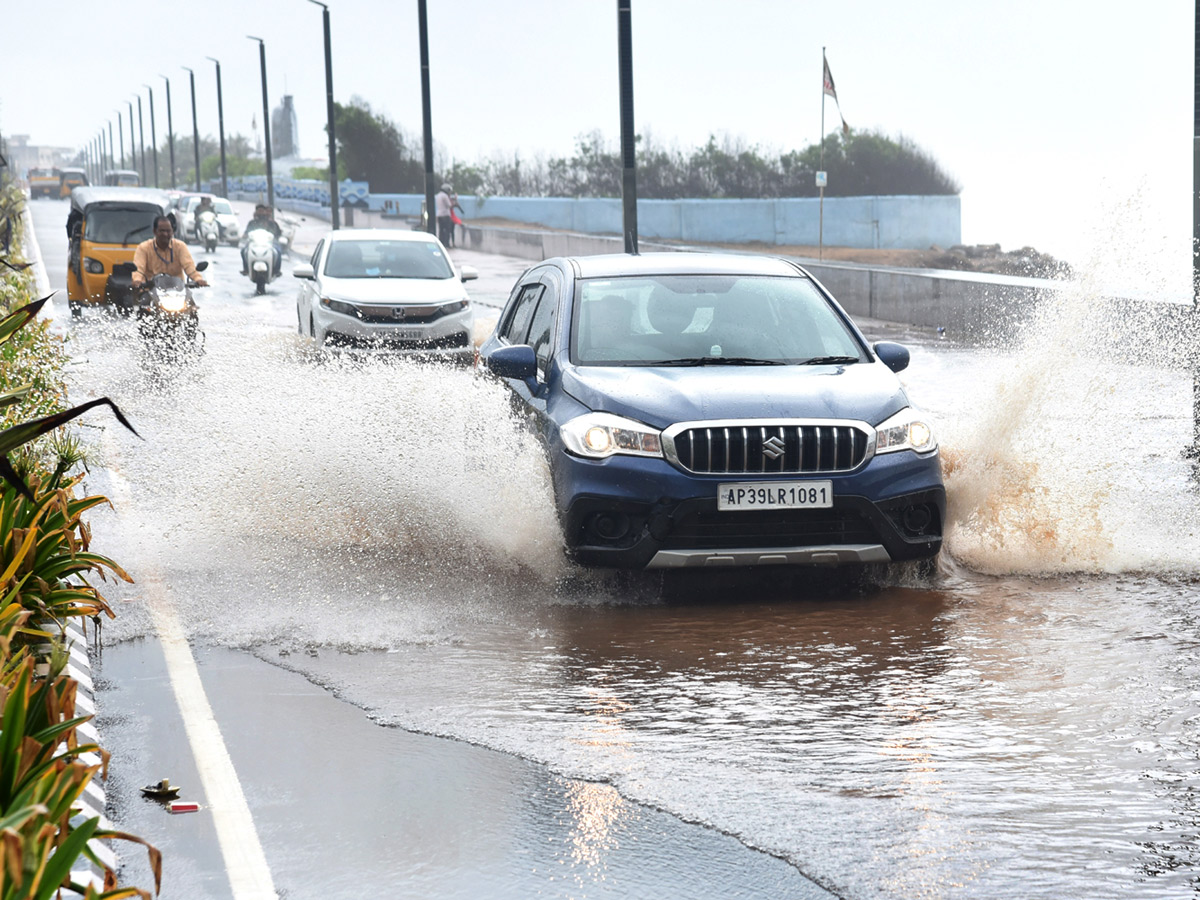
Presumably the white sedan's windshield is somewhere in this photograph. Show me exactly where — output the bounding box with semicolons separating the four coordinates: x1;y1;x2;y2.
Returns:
572;274;864;365
323;240;454;279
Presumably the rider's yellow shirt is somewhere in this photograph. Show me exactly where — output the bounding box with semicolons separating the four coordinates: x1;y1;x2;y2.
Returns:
132;238;201;284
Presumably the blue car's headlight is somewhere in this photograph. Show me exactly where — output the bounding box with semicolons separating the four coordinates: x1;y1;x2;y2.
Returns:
561;413;664;459
875;408;937;455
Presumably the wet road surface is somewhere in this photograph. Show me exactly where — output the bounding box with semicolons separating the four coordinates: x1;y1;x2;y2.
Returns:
27;198;1200;898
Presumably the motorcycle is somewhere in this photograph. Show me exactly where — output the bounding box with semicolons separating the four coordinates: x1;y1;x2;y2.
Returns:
243;228;283;295
197;210;220;253
135;261;207;359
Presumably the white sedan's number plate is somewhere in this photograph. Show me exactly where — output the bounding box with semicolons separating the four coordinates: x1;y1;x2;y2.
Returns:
395;330;422;340
718;480;833;511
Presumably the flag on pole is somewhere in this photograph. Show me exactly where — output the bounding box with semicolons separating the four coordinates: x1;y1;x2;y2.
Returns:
822;54;850;136
822;57;838;100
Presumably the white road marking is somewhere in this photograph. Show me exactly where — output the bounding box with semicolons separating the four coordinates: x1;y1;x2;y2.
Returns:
103;443;278;900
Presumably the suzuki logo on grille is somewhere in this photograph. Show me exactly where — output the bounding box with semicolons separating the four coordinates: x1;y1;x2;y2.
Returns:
762;435;786;460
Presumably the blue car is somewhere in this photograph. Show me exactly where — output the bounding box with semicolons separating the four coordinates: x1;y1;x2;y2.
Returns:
478;252;944;570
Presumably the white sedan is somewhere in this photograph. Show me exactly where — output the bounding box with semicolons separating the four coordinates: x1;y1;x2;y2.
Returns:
294;229;477;355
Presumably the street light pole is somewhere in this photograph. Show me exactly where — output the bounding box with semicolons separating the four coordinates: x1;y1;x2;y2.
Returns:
309;0;340;229
247;36;274;209
182;67;201;191
126;101;135;173
136;95;146;184
143;85;159;187
161;75;176;188
617;0;639;254
107;120;114;177
117;111;125;169
417;0;435;236
206;57;228;199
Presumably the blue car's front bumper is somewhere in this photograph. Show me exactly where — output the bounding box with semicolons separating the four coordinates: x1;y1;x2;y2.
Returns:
554;448;945;569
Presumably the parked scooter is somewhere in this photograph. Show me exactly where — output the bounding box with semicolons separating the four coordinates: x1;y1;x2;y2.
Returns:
135;261;207;359
197;210;220;253
243;229;283;295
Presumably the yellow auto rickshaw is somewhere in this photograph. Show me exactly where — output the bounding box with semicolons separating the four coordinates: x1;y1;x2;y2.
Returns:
103;169;140;187
58;167;89;197
27;168;60;199
66;187;171;317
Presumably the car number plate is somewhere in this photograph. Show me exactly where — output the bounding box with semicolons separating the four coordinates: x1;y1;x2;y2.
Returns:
717;480;833;511
395;330;422;340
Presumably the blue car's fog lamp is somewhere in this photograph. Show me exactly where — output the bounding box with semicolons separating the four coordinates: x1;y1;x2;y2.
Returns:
875;408;937;455
563;413;664;460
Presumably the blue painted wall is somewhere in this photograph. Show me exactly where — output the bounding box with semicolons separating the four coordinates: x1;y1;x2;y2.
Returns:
218;176;960;250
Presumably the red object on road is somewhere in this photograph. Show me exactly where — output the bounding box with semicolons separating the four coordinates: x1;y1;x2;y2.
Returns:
168;801;200;814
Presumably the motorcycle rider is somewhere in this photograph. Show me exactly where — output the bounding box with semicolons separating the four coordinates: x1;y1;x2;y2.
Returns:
240;203;282;277
193;195;215;229
132;215;208;288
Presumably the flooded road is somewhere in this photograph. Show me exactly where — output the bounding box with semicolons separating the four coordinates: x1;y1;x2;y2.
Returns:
28;200;1200;898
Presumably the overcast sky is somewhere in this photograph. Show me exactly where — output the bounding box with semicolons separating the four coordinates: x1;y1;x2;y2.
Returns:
1;0;1192;288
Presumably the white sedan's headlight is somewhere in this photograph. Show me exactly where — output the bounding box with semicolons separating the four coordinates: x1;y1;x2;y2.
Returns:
561;413;663;460
875;408;937;455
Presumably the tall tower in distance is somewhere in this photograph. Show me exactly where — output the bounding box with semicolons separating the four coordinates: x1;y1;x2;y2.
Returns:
271;95;299;159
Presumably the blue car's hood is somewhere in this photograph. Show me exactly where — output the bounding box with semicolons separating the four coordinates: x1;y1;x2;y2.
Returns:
559;363;909;427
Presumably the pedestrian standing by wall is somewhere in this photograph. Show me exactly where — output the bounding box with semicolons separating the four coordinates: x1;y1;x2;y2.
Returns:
435;183;454;247
449;188;464;248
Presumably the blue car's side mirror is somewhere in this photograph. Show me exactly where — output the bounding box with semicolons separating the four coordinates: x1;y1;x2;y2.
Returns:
486;344;538;380
873;341;910;374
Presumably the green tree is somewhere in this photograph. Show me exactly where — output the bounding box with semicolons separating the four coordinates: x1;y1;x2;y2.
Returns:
333;97;424;192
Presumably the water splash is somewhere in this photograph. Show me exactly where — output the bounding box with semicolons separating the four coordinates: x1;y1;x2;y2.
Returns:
939;189;1200;576
81;323;568;583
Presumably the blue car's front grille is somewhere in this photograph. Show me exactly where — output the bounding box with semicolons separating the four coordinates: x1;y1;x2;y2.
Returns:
671;423;869;475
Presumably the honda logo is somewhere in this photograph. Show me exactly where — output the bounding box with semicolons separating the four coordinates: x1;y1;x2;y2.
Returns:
762;435;786;460
392;307;406;319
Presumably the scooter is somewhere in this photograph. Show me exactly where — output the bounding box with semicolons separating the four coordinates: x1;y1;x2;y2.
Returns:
243;229;282;295
135;261;206;360
197;210;220;253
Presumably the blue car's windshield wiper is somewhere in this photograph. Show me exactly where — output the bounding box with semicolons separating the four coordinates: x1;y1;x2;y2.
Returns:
799;355;860;365
649;356;784;367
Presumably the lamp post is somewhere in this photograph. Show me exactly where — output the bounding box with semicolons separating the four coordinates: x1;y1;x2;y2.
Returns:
247;36;274;208
116;111;125;169
206;57;228;199
617;0;638;254
417;0;435;236
308;0;340;229
126;100;135;173
161;75;176;188
136;95;146;184
108;120;114;177
182;67;201;191
143;85;159;187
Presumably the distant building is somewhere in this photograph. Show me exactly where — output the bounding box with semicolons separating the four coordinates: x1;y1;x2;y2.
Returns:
4;135;74;175
271;96;299;160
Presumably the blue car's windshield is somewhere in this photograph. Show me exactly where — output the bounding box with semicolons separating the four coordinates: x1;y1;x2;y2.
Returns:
572;274;865;366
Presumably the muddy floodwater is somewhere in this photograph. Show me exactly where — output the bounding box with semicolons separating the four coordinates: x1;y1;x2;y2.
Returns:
31;200;1200;897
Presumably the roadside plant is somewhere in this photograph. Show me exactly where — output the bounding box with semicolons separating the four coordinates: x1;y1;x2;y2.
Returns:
0;170;159;897
0;632;162;899
0;297;138;499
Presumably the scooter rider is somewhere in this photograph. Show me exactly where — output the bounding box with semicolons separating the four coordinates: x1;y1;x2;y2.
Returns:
132;215;208;287
193;195;215;229
240;203;282;276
